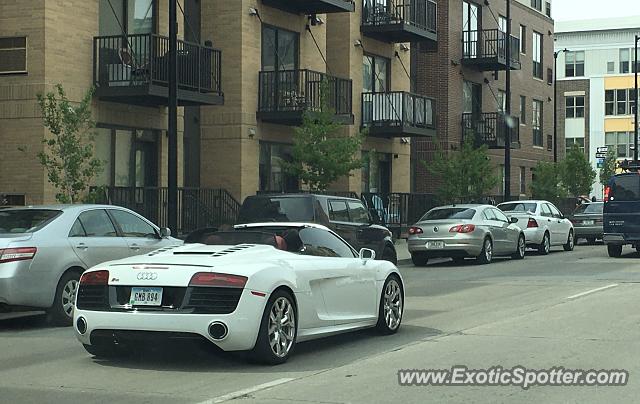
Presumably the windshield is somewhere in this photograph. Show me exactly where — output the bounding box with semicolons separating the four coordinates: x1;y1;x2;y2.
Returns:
498;203;538;213
421;208;476;221
0;209;61;233
573;203;604;215
610;175;640;201
238;197;314;223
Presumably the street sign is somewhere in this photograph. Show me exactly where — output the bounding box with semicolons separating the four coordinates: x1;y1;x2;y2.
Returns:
597;162;605;168
596;153;607;159
597;146;609;153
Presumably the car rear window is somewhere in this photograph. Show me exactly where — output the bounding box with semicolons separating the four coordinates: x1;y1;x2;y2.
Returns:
610;175;640;201
573;203;604;215
498;203;537;213
238;197;314;223
0;209;61;233
421;208;476;221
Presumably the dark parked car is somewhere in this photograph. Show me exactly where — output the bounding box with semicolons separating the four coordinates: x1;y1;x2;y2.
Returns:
603;172;640;257
570;202;604;244
238;194;397;263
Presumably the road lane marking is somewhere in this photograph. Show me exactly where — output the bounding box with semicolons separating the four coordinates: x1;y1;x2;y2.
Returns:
197;378;295;404
566;284;619;300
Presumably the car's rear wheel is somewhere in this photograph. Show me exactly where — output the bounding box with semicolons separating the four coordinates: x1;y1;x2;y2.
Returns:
411;253;428;267
381;246;397;265
48;271;81;326
607;244;623;258
476;237;493;265
563;230;575;251
376;275;404;335
252;289;297;365
512;234;526;260
538;232;551;255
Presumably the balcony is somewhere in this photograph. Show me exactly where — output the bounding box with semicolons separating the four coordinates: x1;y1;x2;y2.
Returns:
362;91;436;138
462;112;520;149
261;0;355;14
361;0;437;44
461;29;521;71
93;34;223;107
257;69;353;125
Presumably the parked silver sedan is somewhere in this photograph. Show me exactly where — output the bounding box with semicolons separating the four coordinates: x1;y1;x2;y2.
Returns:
408;205;526;266
0;205;181;325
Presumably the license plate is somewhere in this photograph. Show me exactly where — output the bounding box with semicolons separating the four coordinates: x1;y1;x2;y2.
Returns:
583;220;594;225
130;287;163;306
426;241;445;249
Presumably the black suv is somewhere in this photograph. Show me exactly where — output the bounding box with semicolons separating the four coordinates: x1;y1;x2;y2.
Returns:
238;194;397;263
603;172;640;257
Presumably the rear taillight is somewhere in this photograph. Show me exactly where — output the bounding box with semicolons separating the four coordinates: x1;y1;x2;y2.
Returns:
0;247;37;264
189;272;248;288
408;226;423;235
604;186;611;202
79;270;109;285
527;218;539;228
449;224;476;233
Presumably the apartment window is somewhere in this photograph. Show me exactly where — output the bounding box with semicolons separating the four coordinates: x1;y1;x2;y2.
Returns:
0;37;27;74
99;0;156;36
566;96;585;118
620;49;630;73
566;138;586;155
532;100;543;146
604;89;637;116
607;61;615;74
531;0;542;11
259;142;298;192
499;15;508;33
519;25;527;54
262;25;298;72
519;167;526;194
545;2;551;17
462;1;481;58
363;54;390;92
520;95;527;124
605;132;633;158
565;51;585;77
533;31;543;79
497;90;506;112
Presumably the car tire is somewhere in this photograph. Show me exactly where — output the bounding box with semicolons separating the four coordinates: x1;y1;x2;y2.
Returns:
376;275;404;335
476;237;493;265
48;270;81;326
512;234;526;260
251;289;297;365
381;246;398;265
537;232;551;255
607;244;623;258
563;230;575;252
411;253;428;267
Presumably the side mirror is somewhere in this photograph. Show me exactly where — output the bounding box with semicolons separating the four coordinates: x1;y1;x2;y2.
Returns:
359;248;376;261
509;217;519;224
160;227;171;238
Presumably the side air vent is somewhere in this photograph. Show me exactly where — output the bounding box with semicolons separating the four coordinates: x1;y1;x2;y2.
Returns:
211;244;255;257
148;245;181;256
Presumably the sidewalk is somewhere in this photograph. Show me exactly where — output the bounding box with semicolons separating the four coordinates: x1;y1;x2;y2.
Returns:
395;238;411;265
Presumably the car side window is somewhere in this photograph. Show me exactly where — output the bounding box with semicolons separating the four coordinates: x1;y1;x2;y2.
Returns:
483;209;497;220
492;209;510;223
109;210;158;238
328;200;350;222
548;204;563;219
298;228;355;258
540;204;553;217
347;201;370;225
77;210;118;237
69;218;86;237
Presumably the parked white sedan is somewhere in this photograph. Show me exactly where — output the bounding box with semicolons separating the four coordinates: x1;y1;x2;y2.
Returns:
497;200;575;254
74;223;404;364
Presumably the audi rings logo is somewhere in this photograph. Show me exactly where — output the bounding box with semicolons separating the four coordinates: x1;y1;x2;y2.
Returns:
137;272;158;281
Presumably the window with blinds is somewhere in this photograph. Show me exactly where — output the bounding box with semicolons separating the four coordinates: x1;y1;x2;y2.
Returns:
0;37;27;74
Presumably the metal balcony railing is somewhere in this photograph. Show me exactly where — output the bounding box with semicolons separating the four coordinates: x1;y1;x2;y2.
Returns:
362;91;435;136
362;0;437;34
462;29;521;70
258;69;352;118
94;34;222;96
462;112;520;149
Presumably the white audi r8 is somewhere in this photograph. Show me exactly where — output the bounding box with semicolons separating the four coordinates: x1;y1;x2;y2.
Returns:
74;223;404;364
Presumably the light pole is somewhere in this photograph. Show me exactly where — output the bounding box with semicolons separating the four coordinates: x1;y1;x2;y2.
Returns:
635;35;639;161
504;0;512;200
553;48;569;163
168;0;178;234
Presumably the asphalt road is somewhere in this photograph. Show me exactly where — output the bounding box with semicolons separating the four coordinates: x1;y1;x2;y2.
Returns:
1;242;639;404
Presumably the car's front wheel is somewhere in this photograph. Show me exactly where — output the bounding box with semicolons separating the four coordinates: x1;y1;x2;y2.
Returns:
376;275;404;334
411;252;428;267
607;244;623;258
512;234;526;260
48;271;81;326
252;289;297;365
563;230;575;251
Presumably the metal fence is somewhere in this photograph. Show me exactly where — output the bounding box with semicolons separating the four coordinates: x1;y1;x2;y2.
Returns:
462;29;520;66
462;112;520;149
361;91;436;130
362;0;437;33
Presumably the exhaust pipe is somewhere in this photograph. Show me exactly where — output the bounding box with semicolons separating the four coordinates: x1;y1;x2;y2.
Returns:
208;321;228;340
76;317;87;335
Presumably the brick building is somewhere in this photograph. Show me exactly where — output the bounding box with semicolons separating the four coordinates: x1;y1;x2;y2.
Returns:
412;0;555;198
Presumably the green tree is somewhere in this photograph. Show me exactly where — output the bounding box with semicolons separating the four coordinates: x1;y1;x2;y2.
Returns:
283;81;363;191
599;149;617;186
425;137;499;204
37;84;102;203
560;143;596;196
531;161;566;202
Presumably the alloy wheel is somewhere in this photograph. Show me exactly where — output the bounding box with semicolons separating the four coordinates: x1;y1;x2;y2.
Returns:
485;239;493;262
383;279;403;331
544;234;550;254
518;236;526;257
61;279;78;318
569;232;574;249
268;297;296;358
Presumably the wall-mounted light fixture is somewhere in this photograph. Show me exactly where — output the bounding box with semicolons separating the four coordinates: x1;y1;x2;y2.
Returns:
399;43;410;52
308;14;324;26
248;127;256;138
354;39;363;48
248;7;259;17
